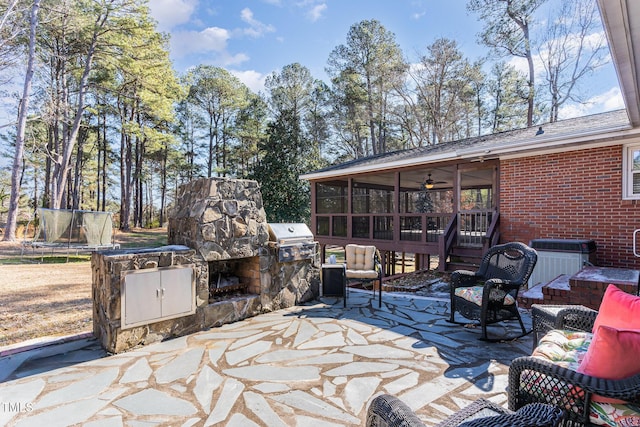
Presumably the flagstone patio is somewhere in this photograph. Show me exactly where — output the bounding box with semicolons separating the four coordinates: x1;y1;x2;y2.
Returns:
0;290;532;426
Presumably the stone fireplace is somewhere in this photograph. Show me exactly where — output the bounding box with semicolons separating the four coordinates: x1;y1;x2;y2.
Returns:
92;178;320;353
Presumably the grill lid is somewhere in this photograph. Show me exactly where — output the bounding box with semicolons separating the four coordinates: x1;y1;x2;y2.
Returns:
268;223;314;245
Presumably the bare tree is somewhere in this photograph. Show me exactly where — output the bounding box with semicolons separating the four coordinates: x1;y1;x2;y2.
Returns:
51;3;110;209
0;0;22;85
539;0;609;122
3;0;40;242
468;0;546;127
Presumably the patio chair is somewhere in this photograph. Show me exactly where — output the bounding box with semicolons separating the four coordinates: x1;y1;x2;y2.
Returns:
448;241;537;341
509;291;640;426
345;244;383;307
366;394;563;426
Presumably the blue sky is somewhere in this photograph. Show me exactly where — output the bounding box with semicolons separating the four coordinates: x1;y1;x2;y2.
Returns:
0;0;624;131
148;0;624;119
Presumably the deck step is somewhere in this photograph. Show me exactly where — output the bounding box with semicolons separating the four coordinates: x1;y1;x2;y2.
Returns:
445;246;483;272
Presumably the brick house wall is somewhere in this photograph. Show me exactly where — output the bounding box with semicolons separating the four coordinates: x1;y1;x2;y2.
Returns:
500;145;640;270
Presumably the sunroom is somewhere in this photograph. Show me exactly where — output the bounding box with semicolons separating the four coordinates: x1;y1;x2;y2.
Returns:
302;154;500;275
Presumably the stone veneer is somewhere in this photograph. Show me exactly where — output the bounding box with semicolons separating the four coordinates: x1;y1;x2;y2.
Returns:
167;177;269;261
92;178;320;353
92;246;204;353
260;245;319;312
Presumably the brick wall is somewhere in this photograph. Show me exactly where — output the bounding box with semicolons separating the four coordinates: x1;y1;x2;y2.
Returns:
500;145;640;270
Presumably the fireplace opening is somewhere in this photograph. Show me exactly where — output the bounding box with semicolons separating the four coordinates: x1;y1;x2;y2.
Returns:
208;256;261;303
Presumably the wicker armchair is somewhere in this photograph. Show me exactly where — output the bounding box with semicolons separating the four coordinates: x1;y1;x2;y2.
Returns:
366;394;563;427
508;306;640;426
448;242;538;341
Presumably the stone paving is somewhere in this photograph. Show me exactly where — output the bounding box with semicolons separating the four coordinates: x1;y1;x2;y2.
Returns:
0;290;532;426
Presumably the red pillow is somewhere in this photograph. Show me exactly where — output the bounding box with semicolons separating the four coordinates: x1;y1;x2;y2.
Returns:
577;325;640;403
592;285;640;333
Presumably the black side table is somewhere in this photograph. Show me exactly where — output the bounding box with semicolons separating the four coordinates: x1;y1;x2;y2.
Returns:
321;264;346;306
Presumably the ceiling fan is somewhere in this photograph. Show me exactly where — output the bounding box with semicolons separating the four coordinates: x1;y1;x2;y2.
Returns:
423;173;446;190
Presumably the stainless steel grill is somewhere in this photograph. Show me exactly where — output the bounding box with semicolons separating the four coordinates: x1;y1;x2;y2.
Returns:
268;223;316;262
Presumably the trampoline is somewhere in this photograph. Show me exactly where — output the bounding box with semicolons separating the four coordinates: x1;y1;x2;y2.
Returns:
22;208;120;260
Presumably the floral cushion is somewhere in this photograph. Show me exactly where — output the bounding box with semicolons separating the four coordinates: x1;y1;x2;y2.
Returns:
526;329;640;426
532;329;591;369
454;286;516;306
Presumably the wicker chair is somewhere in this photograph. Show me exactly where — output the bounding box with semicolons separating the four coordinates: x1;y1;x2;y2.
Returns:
344;244;383;307
448;241;538;341
509;306;640;426
366;394;563;427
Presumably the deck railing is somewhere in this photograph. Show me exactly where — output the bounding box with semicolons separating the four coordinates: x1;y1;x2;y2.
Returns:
457;210;493;247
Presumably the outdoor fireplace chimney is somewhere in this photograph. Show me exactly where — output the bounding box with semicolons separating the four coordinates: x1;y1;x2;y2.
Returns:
168;177;269;260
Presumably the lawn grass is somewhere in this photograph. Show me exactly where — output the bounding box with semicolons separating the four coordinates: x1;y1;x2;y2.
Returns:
0;227;168;265
0;255;91;265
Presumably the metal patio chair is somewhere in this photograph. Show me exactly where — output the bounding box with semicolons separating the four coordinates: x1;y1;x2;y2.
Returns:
344;244;383;307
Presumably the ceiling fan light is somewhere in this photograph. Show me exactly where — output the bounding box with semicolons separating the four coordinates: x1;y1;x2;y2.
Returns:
424;173;435;189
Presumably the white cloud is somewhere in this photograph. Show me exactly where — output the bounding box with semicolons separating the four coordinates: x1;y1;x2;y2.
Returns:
218;52;251;67
170;27;230;57
169;27;248;67
239;8;276;38
558;86;624;119
230;70;267;93
148;0;198;32
507;56;535;76
307;3;327;22
588;86;625;111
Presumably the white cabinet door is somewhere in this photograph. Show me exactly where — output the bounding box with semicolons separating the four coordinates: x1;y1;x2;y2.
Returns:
161;267;195;317
123;269;162;327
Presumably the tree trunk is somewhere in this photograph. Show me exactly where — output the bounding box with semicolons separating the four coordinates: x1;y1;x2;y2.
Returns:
44;129;52;208
120;131;132;231
159;143;167;226
52;11;110;209
101;116;107;211
71;129;86;209
366;75;377;156
3;0;40;241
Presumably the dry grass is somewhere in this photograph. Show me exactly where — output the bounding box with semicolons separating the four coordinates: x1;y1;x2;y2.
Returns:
0;228;441;348
0;262;93;347
0;228;167;348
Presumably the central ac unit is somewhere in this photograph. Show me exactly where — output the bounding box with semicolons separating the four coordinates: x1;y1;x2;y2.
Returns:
529;239;596;286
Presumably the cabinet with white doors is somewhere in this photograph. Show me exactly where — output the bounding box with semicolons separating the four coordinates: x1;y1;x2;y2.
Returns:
121;265;195;329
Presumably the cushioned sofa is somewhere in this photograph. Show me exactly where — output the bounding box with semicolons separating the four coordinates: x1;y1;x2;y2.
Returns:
508;285;640;426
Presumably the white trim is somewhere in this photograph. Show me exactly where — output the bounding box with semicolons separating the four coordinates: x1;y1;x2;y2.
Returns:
623;142;640;200
597;0;640;126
